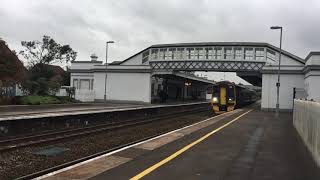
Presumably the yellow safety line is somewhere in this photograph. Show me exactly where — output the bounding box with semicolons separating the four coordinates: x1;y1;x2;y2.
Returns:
130;109;253;180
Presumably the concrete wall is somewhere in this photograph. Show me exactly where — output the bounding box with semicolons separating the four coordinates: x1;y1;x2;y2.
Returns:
279;54;304;66
106;72;151;103
262;74;304;110
305;75;320;102
305;54;320;102
306;54;320;66
75;89;95;102
293;99;320;167
93;72;106;100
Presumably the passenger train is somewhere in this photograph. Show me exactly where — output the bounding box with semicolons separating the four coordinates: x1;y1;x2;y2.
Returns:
210;81;259;114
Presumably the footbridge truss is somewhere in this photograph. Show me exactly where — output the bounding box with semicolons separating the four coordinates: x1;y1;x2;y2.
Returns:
144;42;280;72
118;42;305;86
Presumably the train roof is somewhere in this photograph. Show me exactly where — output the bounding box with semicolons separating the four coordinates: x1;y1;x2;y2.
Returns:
213;81;258;92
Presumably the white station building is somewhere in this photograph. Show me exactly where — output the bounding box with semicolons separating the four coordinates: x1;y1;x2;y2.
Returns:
69;42;320;111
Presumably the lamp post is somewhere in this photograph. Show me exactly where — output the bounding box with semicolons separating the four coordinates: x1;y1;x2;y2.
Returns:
104;41;115;102
270;26;283;117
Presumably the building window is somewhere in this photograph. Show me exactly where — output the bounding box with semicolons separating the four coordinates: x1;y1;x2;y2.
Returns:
186;48;194;59
195;48;203;59
205;48;213;59
234;48;242;60
267;49;276;61
159;48;166;60
214;47;222;59
190;48;196;59
175;48;184;60
244;48;254;60
168;48;176;59
224;47;233;59
255;48;265;60
151;49;158;60
165;49;172;60
142;50;149;63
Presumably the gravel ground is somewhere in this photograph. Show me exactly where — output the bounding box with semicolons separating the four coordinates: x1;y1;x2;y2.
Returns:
0;112;211;180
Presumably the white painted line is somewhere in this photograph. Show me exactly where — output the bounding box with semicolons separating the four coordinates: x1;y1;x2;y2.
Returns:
35;108;241;180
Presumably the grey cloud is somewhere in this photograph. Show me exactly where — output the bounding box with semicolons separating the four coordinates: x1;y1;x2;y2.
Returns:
1;0;320;66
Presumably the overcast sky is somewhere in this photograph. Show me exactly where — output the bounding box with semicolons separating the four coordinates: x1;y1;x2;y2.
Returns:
1;0;320;84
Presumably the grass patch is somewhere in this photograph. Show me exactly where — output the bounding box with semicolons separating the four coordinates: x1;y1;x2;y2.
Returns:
17;96;73;105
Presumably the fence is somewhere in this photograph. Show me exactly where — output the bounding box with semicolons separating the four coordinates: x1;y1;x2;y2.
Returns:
293;99;320;167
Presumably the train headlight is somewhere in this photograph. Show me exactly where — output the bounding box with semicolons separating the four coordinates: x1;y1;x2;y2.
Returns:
228;98;233;101
212;97;218;103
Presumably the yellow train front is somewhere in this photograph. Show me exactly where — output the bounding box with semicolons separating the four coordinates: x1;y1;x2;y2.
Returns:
211;81;236;114
210;81;259;114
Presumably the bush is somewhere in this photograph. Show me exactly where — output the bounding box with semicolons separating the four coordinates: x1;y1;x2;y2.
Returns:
18;96;71;105
56;96;75;103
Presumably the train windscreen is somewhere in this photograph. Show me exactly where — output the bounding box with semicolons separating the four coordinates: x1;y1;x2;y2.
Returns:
227;85;235;101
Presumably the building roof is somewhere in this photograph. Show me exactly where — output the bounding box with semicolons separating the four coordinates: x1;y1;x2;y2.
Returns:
31;64;65;82
0;40;26;85
109;61;122;65
305;51;320;61
71;60;103;64
120;42;305;65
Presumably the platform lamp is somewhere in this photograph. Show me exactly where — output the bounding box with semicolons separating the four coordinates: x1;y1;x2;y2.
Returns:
270;26;283;117
104;41;115;102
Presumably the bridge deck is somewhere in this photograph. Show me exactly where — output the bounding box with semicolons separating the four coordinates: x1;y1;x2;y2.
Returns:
43;105;320;180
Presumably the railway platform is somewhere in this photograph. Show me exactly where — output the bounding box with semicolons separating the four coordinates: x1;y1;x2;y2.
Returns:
0;102;143;119
39;105;320;180
0;100;208;121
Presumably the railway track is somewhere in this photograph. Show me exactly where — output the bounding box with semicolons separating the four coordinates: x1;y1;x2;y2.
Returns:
0;107;208;152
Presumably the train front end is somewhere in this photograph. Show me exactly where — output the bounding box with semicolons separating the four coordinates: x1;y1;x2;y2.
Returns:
211;82;236;114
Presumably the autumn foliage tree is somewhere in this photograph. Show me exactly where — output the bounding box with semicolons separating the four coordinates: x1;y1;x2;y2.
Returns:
19;35;77;95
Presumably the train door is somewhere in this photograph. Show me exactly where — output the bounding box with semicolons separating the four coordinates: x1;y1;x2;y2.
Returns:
220;87;227;105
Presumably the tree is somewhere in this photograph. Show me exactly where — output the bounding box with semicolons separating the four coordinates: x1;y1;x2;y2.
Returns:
19;35;77;95
20;35;77;66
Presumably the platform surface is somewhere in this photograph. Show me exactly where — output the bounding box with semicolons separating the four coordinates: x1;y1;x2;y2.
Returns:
0;101;208;121
42;106;320;180
0;102;142;118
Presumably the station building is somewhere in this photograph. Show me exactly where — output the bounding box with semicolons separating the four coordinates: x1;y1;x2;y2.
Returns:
69;54;214;103
70;42;320;111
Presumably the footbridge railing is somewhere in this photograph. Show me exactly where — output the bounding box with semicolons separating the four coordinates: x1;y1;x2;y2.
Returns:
149;60;265;72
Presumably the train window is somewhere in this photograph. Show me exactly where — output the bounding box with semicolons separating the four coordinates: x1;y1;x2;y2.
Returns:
227;85;235;99
212;86;219;98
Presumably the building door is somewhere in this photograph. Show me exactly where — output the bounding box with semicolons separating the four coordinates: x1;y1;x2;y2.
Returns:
220;87;227;105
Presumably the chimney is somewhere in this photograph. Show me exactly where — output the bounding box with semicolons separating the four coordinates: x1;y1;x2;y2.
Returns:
90;53;98;61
